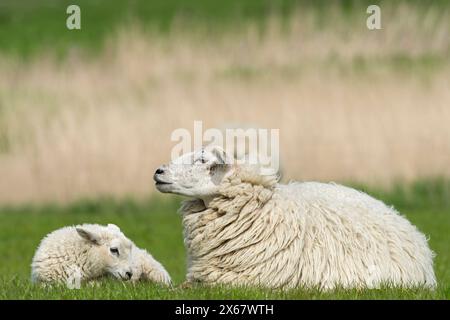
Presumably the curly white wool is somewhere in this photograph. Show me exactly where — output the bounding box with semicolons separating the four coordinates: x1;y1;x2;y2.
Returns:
181;167;436;290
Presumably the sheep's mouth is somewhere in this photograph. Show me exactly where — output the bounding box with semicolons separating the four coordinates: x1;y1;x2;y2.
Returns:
154;176;172;185
156;181;172;185
115;273;131;281
155;181;172;186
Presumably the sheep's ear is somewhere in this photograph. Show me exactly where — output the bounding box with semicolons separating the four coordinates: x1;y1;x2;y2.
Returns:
76;227;100;244
107;224;121;233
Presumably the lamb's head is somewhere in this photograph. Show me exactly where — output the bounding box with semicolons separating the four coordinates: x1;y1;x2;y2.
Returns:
154;146;233;199
76;224;134;281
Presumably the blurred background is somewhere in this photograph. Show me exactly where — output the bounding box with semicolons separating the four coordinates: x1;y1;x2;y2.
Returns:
0;0;449;204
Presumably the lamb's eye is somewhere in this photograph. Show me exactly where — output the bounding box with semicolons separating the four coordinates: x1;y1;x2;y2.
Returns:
110;247;119;256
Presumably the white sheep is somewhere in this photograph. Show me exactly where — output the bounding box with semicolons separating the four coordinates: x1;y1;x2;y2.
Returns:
154;146;437;290
130;246;172;286
31;223;172;287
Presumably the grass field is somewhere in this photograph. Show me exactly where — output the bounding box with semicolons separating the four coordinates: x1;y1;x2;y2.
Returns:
1;0;449;300
0;180;449;299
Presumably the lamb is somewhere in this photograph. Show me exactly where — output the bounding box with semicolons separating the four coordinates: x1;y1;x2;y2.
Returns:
153;146;437;290
31;223;134;285
32;223;172;287
130;246;172;286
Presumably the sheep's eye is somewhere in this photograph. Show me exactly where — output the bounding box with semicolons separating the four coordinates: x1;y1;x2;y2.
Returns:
110;248;119;256
194;156;205;164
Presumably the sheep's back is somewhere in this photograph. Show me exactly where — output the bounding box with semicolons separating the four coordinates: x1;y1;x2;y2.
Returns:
273;182;436;289
184;181;436;289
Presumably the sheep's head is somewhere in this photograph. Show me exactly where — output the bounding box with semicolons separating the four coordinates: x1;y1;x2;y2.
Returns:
154;146;233;199
76;224;134;281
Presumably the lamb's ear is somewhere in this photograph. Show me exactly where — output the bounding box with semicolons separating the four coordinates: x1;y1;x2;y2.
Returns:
107;224;121;233
76;227;100;245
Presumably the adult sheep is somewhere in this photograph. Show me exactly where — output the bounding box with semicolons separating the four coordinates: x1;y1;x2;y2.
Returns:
153;146;436;290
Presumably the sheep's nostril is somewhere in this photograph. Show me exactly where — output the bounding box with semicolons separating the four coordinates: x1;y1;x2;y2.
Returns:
155;168;165;175
126;271;132;279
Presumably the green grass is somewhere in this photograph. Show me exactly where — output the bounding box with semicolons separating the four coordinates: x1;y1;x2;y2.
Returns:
0;181;449;299
0;0;300;57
